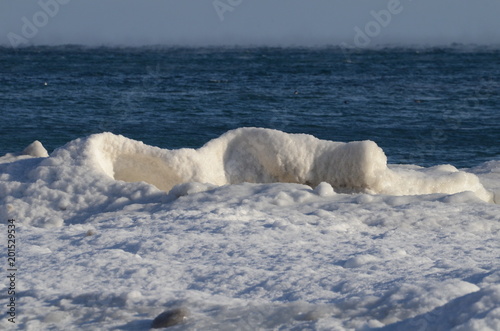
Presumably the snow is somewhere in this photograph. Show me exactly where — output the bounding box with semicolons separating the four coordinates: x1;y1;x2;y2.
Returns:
0;140;48;165
0;128;499;330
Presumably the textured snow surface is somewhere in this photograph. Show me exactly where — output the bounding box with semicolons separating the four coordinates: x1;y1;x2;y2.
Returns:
1;128;499;330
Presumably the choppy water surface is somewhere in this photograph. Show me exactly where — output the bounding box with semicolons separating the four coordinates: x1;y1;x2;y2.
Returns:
1;46;499;167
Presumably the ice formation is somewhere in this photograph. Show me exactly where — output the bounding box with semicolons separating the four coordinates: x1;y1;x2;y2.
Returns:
1;127;496;228
65;127;494;200
1;128;499;330
0;140;48;164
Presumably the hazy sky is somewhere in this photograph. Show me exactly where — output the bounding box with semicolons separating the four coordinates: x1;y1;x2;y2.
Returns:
1;0;500;48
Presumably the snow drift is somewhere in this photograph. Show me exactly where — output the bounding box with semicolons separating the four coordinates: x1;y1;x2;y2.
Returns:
0;128;496;227
72;127;493;200
1;128;500;330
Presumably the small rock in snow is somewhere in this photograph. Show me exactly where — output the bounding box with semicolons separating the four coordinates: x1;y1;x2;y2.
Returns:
151;307;189;329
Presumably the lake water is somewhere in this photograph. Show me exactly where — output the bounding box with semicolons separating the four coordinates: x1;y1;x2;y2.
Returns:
1;45;499;167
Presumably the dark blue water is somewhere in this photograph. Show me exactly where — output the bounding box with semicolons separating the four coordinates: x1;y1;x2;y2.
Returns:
1;46;499;167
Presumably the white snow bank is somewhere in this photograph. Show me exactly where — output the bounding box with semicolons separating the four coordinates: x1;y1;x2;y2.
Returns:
380;272;500;331
469;160;500;204
84;128;494;201
0;128;497;227
1;179;498;330
76;127;387;193
47;128;497;198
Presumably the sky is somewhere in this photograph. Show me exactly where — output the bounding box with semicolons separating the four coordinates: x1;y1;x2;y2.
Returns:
1;0;500;48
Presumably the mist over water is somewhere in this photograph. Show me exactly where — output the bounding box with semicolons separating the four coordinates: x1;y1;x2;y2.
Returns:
1;1;500;48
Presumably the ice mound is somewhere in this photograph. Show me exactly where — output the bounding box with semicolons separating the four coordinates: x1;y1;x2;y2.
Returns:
76;128;388;193
0;128;495;227
78;128;493;202
23;140;49;157
0;140;48;164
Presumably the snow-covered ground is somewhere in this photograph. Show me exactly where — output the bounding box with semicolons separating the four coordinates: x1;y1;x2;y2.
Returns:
1;128;499;330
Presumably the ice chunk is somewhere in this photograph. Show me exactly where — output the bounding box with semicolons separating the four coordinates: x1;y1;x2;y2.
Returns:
314;182;335;197
23;140;49;157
